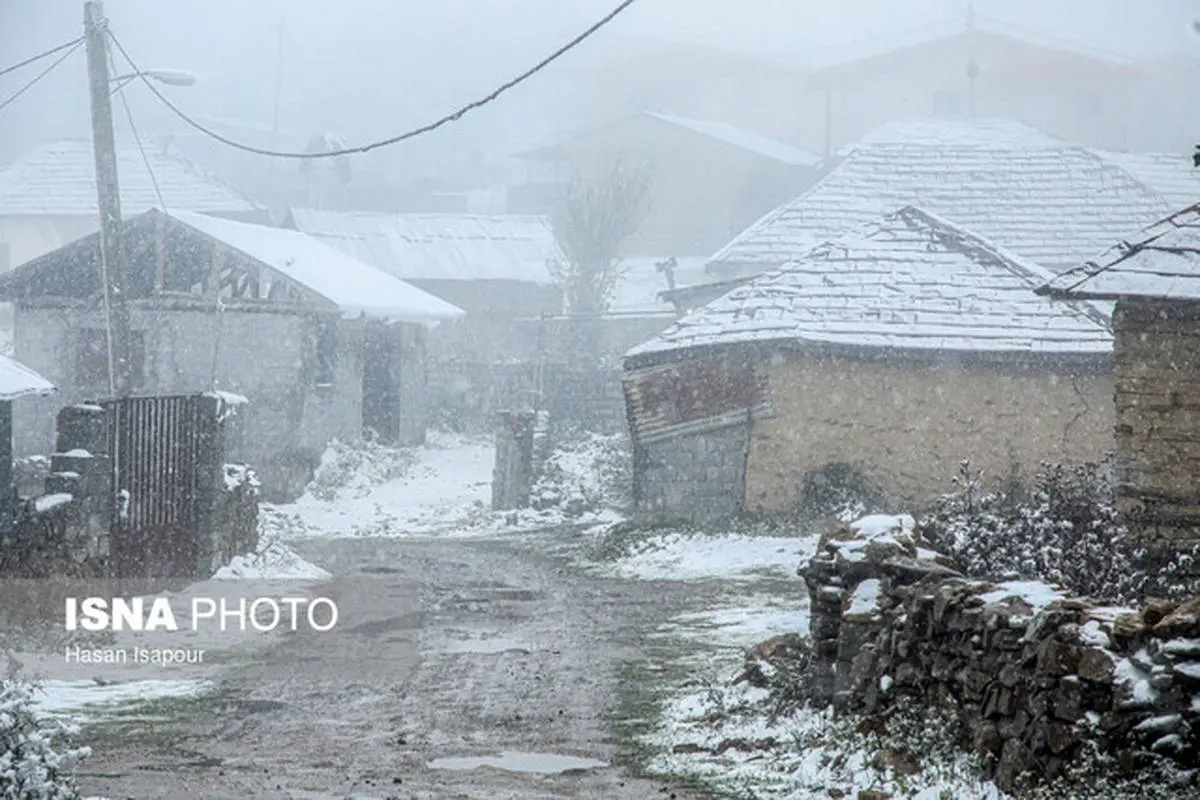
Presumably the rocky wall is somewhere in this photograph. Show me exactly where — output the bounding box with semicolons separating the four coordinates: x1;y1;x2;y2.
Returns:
802;515;1200;792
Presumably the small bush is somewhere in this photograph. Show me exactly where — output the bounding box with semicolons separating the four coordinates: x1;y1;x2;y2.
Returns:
306;437;416;502
921;459;1200;603
530;432;631;517
0;680;89;799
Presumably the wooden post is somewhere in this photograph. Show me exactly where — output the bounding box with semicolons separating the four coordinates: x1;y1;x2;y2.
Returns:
85;1;131;398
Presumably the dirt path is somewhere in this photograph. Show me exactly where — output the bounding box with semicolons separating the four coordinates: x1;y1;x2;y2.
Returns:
76;533;721;799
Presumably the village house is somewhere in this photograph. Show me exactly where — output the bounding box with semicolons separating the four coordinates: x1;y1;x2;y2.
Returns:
622;206;1114;523
0;139;266;271
1037;204;1200;571
0;352;53;535
0;209;463;501
283;208;564;420
804;13;1141;154
507;110;824;259
703;117;1176;283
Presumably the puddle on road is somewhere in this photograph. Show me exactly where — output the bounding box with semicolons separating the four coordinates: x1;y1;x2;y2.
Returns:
428;751;608;774
429;627;532;655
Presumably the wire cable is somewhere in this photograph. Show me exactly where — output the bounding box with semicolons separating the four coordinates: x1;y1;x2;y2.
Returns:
0;39;85;117
0;35;85;79
107;0;640;160
109;49;167;211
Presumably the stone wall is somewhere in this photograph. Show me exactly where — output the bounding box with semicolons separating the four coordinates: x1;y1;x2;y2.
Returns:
1111;297;1200;567
634;422;749;523
802;517;1200;792
747;349;1114;513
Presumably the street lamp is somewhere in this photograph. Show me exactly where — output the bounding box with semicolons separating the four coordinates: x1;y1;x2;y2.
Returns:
109;67;195;94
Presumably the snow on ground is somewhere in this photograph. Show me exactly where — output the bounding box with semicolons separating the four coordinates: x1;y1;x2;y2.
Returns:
30;678;211;723
213;538;330;580
599;531;820;582
270;431;496;538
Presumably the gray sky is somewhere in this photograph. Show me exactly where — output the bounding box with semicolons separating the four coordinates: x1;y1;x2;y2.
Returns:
0;0;1197;165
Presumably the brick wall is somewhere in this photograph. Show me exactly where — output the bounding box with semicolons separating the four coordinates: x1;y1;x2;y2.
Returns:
746;348;1115;513
634;422;749;523
1111;298;1200;565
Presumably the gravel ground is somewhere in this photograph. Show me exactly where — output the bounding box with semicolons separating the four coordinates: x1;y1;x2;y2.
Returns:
74;533;721;799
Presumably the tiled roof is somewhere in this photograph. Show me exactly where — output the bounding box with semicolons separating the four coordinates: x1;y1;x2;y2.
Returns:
0;139;262;216
707;118;1172;276
1038;204;1200;301
288;208;563;284
644;111;823;167
1098;151;1200;210
630;206;1112;360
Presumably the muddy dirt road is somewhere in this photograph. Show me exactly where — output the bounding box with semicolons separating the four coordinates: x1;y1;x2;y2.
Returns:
77;533;720;799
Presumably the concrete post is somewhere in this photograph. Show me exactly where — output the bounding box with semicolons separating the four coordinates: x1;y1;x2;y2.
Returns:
492;409;536;511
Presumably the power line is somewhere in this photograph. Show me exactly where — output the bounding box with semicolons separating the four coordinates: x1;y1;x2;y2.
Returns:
0;35;85;80
109;48;166;211
0;39;85;117
106;0;640;160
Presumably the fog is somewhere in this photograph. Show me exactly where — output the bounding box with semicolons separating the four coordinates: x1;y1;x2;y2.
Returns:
2;0;1197;166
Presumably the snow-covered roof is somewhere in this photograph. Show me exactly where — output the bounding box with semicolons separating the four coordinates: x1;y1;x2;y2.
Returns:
170;211;464;322
0;139;262;217
287;208;563;285
643;111;822;167
1097;151;1200;210
1038;204;1200;301
630;206;1113;360
707;118;1172;277
0;352;53;401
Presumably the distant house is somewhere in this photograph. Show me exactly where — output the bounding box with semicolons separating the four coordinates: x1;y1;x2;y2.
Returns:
0;139;266;271
0;352;53;534
805;15;1140;152
0;209;463;501
705;117;1173;282
1037;204;1200;571
622;206;1114;523
508;110;824;258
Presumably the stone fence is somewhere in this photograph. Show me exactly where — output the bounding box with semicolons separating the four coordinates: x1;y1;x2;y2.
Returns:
802;515;1200;792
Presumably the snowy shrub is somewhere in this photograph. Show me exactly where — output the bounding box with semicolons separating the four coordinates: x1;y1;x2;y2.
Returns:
0;680;89;799
1025;740;1199;799
920;459;1200;602
530;431;631;517
306;437;416;501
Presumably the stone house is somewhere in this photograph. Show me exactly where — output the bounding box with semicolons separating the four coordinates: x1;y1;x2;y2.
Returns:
703;117;1175;283
622;206;1115;523
0;209;463;500
0;139;265;272
1037;203;1200;568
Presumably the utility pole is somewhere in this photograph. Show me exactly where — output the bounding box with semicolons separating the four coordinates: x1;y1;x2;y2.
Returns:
85;0;131;398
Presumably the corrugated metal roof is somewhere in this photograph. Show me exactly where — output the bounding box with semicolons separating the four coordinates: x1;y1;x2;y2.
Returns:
1039;204;1200;301
288;208;563;284
632;205;1113;359
707;118;1172;276
170;211;464;323
644;111;823;167
0;139;262;216
0;352;53;401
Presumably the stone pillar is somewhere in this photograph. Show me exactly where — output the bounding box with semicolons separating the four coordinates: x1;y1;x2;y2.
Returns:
492;409;536;511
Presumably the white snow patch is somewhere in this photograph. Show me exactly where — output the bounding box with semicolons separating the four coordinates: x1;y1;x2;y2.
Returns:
33;493;73;513
59;448;92;458
851;513;916;538
1114;657;1159;705
664;601;811;647
428;752;607;773
31;679;209;722
846;578;882;616
979;580;1066;611
1080;619;1111;648
603;533;819;582
213;539;329;580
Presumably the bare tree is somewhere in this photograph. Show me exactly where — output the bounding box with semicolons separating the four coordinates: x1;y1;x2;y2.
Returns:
549;155;652;318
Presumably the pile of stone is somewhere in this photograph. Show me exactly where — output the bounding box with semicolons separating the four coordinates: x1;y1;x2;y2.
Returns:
801;514;1200;792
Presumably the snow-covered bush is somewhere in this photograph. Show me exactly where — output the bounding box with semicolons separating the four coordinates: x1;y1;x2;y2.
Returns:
0;680;89;799
306;437;416;501
921;459;1200;602
530;432;631;517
